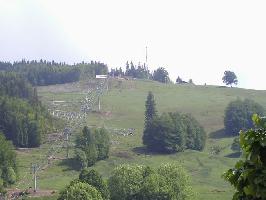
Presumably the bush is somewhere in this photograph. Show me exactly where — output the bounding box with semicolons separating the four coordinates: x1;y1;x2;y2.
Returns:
182;114;206;151
108;165;148;200
224;99;264;136
108;163;194;200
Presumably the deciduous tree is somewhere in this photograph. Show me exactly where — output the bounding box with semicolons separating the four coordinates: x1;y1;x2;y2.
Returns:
224;99;264;136
58;181;103;200
223;114;266;199
152;67;170;83
222;70;238;87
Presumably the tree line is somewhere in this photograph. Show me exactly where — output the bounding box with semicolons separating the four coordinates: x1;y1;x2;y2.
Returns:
143;92;206;153
0;60;108;86
110;62;172;83
109;61;151;79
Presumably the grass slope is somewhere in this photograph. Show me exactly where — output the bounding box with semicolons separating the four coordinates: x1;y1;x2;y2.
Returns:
17;79;266;200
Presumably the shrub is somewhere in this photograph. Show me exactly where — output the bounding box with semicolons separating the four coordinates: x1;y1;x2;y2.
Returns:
108;163;194;200
224;99;264;136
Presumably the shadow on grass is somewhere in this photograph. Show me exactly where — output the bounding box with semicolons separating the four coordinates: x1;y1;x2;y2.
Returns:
132;146;173;155
209;129;230;139
225;152;241;158
58;158;80;171
132;146;148;154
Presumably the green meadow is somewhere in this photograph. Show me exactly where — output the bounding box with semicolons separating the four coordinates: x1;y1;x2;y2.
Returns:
17;79;266;200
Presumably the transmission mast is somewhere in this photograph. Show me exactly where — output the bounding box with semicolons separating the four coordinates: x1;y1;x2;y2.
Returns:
145;46;148;65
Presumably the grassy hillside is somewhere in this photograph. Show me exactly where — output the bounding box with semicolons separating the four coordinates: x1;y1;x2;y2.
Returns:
16;79;266;200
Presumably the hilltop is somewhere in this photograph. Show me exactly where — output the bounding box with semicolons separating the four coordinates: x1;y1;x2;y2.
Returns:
16;79;266;200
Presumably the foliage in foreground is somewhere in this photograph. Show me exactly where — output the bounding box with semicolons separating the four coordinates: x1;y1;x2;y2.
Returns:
108;163;194;200
79;169;109;200
58;180;103;200
223;114;266;199
0;133;17;190
75;127;110;168
224;98;264;136
59;163;194;200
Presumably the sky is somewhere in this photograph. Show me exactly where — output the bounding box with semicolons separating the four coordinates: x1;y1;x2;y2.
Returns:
0;0;266;90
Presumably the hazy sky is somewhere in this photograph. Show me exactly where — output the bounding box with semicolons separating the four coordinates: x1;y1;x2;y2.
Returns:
1;0;266;90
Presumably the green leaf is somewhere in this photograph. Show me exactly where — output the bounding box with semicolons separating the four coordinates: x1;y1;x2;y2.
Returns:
243;185;255;196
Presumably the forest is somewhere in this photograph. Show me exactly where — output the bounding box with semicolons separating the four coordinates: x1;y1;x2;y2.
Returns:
0;60;108;86
0;72;53;147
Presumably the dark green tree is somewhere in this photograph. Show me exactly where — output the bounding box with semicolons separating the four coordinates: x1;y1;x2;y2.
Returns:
182;114;206;151
176;76;183;84
223;114;266;199
76;127;98;167
152;67;170;83
224;99;264;136
79;169;109;200
143;92;157;147
0;59;108;86
94;128;110;160
76;127;110;168
0;133;18;188
144;113;186;153
0;96;48;147
222;70;238;87
144;92;157;126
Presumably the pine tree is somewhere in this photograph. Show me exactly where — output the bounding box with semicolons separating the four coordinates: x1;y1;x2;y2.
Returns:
144;92;157;126
76;127;98;167
143;92;157;146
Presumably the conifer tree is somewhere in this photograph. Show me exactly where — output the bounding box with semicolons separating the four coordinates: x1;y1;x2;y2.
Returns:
143;92;157;146
144;92;157;126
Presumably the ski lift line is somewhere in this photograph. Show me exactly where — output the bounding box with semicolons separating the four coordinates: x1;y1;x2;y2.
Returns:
19;78;108;189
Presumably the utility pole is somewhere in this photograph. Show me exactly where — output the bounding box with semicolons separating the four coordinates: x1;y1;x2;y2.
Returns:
32;164;38;192
98;96;101;112
146;46;148;64
66;132;69;158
